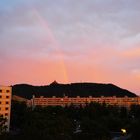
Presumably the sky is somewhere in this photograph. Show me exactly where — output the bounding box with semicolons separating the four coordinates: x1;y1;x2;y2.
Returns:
0;0;140;95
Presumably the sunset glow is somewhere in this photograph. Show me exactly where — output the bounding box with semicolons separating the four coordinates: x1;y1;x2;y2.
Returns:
0;0;140;94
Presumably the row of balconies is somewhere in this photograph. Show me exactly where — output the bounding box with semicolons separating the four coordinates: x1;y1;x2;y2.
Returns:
29;96;140;108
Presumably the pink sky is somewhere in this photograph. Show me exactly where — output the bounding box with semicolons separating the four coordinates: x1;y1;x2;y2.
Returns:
0;0;140;95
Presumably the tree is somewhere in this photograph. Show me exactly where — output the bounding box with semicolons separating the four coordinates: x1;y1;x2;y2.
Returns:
81;117;110;140
0;115;7;134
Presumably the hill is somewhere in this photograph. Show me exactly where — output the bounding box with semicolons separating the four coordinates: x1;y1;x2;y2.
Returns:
12;82;137;99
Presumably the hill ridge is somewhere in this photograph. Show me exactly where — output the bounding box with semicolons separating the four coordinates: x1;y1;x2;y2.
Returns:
12;82;137;99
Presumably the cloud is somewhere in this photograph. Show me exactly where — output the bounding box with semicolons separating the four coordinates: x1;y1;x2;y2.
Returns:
0;0;140;94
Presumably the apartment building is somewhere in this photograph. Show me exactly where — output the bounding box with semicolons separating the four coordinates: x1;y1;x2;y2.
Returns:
29;95;140;108
0;86;12;132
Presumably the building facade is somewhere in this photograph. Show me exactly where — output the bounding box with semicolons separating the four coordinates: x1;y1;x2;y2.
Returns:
28;95;140;108
0;86;12;132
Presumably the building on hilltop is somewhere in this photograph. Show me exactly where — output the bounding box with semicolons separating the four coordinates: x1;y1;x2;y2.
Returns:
0;86;12;132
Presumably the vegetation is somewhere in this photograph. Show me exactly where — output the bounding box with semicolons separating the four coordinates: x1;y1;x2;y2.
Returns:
1;101;140;140
0;115;7;134
12;82;136;99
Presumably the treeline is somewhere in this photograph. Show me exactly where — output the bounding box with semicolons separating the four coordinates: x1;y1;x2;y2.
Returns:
12;82;136;99
1;102;140;140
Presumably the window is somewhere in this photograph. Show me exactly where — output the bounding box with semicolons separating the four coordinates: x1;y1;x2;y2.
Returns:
6;96;9;99
5;113;8;116
0;90;2;93
0;95;2;98
5;107;9;110
0;101;1;104
6;90;10;93
6;101;9;104
0;107;1;110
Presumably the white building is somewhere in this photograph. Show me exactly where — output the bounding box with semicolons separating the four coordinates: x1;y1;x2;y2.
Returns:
0;86;12;132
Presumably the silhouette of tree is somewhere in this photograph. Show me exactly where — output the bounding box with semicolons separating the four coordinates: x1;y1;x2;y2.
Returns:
0;115;7;134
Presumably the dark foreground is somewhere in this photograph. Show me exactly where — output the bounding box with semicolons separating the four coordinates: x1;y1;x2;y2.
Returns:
1;101;140;140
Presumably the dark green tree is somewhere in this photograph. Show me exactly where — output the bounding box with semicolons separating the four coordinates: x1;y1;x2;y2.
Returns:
0;115;7;134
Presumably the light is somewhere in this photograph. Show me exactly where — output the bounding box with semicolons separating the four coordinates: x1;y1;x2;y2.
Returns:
121;129;126;134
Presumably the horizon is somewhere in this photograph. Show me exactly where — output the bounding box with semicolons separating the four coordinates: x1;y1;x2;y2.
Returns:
0;0;140;95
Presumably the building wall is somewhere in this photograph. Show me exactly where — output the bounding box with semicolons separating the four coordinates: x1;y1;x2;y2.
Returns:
0;86;12;132
29;95;140;108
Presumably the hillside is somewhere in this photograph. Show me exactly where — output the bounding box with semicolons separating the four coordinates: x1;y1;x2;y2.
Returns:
12;82;137;99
